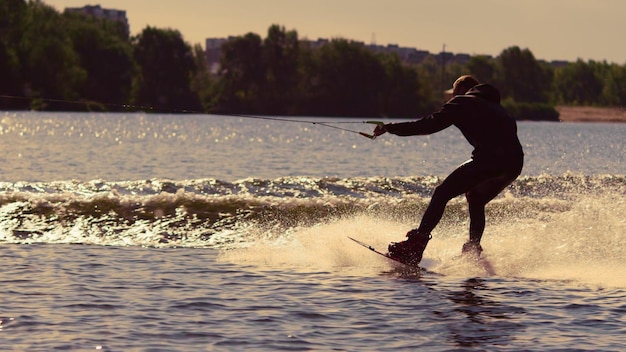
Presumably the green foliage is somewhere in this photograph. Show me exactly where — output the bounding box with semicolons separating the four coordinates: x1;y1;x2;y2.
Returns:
412;55;444;108
19;1;85;109
190;44;214;111
64;12;134;107
496;46;553;103
132;27;202;112
0;1;204;112
502;101;560;121
262;24;300;114
212;32;264;113
0;40;22;108
2;4;626;117
466;55;496;83
0;0;26;44
552;59;626;106
601;63;626;106
379;54;430;116
553;59;602;105
212;28;434;117
303;39;386;116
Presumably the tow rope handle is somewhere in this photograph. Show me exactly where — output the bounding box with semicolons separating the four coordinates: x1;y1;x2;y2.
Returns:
359;121;385;140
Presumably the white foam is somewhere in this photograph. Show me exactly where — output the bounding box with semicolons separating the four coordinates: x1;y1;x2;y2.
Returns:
219;193;626;288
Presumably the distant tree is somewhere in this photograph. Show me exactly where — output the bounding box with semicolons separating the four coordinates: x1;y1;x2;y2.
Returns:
496;46;552;103
378;53;429;116
261;24;300;115
190;43;214;112
465;55;497;84
600;62;626;106
0;42;23;109
302;39;386;117
132;27;201;111
213;33;264;113
64;13;134;107
0;0;25;108
18;1;85;109
413;55;444;105
0;0;26;41
553;59;603;105
6;8;626;114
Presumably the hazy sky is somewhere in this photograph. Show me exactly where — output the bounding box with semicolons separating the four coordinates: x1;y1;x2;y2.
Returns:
46;0;625;64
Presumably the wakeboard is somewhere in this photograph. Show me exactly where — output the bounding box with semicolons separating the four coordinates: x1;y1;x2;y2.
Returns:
348;236;422;270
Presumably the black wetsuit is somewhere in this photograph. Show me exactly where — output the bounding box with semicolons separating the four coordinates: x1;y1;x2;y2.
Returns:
384;83;524;243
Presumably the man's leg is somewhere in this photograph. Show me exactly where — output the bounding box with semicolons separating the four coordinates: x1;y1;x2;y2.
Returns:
388;160;490;262
416;160;490;235
465;169;521;244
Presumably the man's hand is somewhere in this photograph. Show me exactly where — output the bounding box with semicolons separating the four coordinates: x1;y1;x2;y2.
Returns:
373;124;387;137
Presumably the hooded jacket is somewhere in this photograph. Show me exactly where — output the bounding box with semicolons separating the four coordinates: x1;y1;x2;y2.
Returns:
385;83;524;165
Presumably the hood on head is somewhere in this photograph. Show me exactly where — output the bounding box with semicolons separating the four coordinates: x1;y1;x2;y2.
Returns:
466;84;501;104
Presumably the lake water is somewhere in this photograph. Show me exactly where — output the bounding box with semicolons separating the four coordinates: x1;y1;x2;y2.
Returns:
1;111;625;351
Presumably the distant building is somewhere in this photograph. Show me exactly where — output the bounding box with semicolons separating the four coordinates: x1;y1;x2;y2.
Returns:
307;38;330;49
451;53;471;65
550;60;570;67
205;36;444;69
64;4;129;37
202;36;569;75
366;42;432;64
205;37;233;74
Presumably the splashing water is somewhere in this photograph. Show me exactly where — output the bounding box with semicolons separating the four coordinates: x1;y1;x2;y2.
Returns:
216;180;625;288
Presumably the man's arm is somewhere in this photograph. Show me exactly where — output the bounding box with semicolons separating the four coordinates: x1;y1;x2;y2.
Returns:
374;100;461;137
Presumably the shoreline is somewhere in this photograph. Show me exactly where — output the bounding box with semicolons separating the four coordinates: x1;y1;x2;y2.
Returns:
1;105;625;122
557;106;626;123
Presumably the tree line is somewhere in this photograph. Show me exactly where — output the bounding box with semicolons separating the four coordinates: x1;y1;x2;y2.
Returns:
2;0;626;118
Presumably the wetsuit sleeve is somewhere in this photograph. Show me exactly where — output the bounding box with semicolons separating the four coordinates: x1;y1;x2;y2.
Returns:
384;100;461;136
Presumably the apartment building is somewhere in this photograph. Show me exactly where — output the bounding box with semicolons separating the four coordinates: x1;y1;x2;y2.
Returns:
64;4;130;36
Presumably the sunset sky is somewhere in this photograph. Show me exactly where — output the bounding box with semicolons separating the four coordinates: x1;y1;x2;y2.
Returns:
45;0;625;64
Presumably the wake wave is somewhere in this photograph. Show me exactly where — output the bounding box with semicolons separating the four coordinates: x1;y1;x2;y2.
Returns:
2;174;623;286
0;173;622;248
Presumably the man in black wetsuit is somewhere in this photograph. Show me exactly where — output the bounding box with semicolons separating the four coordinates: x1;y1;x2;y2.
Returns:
372;75;524;265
